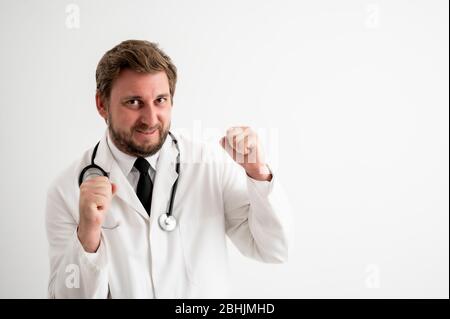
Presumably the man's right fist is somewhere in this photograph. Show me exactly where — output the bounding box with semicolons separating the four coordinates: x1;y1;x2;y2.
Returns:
78;176;117;252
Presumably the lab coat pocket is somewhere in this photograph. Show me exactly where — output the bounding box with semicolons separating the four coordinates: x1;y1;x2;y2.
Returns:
178;213;226;288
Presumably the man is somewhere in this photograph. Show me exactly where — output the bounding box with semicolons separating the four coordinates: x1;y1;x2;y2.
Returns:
46;40;291;298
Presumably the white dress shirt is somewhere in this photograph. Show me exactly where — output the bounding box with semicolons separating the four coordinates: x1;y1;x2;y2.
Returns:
106;131;159;189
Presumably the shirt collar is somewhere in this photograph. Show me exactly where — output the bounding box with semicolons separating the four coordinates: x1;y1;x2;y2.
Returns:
106;130;160;176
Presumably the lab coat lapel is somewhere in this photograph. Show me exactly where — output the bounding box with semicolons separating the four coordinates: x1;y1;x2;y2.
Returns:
94;132;150;220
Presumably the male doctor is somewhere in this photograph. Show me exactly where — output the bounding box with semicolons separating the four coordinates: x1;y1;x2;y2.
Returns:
46;40;291;298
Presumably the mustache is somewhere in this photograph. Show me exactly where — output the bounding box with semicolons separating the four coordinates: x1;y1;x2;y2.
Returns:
133;123;161;132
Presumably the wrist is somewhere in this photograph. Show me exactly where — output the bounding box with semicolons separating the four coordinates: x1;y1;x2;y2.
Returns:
77;225;101;253
245;164;273;181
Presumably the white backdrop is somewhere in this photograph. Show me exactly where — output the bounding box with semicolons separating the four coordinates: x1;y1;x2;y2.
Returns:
0;0;448;298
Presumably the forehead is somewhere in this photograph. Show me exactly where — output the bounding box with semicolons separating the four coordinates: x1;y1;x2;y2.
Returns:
111;69;170;98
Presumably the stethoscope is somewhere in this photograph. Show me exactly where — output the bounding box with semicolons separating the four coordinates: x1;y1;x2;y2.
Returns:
78;132;180;232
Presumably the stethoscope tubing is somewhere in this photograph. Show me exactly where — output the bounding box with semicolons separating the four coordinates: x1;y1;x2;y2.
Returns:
78;132;180;231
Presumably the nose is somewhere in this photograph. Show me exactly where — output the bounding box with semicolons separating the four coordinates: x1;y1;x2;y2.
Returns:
139;102;158;127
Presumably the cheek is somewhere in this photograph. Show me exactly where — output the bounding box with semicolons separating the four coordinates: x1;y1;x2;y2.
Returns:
159;107;172;123
111;109;137;128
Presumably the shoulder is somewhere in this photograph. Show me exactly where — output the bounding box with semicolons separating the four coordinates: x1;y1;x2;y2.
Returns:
173;131;232;166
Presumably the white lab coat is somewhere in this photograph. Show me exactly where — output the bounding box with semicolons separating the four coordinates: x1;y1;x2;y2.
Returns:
45;131;291;298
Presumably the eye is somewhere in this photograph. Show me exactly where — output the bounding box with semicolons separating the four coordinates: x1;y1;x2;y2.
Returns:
125;99;142;108
156;97;167;104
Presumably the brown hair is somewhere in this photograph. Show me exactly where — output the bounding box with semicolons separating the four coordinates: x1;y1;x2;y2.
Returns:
96;40;177;103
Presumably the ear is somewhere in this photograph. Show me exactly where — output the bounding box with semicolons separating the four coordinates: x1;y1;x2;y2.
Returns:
95;91;108;121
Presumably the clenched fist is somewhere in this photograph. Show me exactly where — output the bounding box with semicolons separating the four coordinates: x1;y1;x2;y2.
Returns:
78;176;117;252
220;126;272;181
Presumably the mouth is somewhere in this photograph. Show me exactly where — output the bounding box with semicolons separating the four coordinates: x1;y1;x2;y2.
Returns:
135;128;158;136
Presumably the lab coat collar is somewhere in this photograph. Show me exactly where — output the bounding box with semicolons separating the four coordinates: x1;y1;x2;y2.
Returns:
94;129;179;221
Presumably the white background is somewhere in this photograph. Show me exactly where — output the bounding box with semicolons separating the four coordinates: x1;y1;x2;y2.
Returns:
0;0;448;298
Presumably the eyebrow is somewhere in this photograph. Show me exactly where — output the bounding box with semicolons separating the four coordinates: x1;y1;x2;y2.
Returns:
122;93;170;100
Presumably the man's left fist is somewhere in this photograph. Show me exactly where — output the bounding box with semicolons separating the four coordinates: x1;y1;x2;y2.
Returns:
220;126;272;181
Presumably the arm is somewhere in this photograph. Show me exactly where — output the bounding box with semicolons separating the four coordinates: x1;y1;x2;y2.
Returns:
220;127;292;263
45;180;110;298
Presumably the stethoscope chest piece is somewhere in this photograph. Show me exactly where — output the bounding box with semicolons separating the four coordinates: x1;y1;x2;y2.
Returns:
159;213;177;232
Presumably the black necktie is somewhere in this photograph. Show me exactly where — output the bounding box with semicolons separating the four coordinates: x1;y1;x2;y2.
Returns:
134;157;153;215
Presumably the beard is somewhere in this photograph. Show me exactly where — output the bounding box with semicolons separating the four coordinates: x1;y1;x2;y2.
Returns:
108;115;170;158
